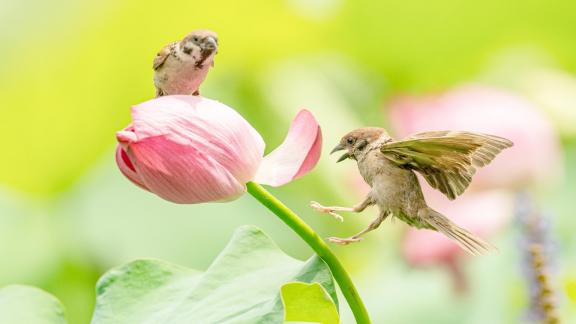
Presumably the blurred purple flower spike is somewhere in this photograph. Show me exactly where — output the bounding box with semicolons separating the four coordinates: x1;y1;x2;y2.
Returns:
516;192;559;323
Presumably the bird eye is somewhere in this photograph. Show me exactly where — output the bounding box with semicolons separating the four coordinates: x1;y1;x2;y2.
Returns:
192;37;199;42
346;137;355;145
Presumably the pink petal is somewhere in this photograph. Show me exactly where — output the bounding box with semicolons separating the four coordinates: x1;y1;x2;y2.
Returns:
403;229;460;265
254;109;322;186
115;146;149;191
130;135;246;204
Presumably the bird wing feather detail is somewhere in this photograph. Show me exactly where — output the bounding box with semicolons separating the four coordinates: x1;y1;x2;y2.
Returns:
380;131;513;200
153;42;176;70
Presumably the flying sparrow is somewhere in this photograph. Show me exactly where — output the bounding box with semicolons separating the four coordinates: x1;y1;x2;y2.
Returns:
311;128;513;255
153;29;218;97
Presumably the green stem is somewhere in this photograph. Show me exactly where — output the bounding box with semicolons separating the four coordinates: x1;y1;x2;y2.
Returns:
246;182;371;324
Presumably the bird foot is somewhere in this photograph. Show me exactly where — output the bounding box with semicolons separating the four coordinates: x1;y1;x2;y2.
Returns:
310;201;344;222
328;236;363;245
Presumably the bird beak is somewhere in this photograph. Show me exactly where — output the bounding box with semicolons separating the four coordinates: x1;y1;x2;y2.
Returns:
203;36;218;51
336;152;350;163
330;143;349;163
196;37;218;67
330;143;345;154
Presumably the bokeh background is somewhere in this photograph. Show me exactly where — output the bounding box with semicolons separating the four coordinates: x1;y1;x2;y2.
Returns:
1;0;576;322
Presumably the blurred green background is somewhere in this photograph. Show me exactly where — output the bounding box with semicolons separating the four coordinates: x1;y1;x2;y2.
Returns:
1;0;575;322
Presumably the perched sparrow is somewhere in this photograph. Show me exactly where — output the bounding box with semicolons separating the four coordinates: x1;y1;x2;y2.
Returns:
311;128;513;254
153;29;218;97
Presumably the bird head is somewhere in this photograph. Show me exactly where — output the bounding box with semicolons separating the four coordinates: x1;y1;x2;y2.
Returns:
180;29;219;64
331;127;390;162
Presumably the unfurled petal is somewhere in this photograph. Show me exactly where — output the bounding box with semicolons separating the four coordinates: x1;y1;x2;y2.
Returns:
254;110;322;186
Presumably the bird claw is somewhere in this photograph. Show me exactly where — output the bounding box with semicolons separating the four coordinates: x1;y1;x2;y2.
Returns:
328;237;363;245
310;201;344;222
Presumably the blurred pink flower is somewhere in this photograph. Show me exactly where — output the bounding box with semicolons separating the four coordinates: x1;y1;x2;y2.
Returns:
116;95;321;204
403;189;513;265
403;188;514;292
389;84;562;190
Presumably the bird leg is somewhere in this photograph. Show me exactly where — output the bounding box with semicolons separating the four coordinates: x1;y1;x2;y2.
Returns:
155;88;166;97
310;195;374;222
328;211;389;245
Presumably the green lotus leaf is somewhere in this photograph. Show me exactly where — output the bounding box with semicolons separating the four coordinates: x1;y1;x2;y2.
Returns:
0;285;67;324
91;225;337;323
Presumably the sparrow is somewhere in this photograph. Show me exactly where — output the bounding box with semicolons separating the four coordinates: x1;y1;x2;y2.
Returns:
311;128;513;255
153;29;218;97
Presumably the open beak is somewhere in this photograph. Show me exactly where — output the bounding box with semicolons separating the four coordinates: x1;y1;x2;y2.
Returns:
330;143;350;163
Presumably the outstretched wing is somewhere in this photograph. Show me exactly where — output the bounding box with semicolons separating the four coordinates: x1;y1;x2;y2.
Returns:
380;131;513;200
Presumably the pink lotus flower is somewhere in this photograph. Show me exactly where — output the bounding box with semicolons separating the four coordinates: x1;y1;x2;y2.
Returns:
115;95;321;204
389;85;562;190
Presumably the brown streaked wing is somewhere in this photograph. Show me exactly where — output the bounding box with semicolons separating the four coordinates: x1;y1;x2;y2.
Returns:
380;131;513;200
153;42;176;70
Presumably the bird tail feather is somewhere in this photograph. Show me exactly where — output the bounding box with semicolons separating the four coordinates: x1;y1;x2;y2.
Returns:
420;208;494;255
